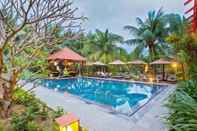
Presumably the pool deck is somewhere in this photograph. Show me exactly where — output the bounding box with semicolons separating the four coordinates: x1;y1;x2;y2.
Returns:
21;80;175;131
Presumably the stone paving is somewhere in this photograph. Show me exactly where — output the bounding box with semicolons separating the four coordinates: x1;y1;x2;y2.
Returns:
22;81;175;131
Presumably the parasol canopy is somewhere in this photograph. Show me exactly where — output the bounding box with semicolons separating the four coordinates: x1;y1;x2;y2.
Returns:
92;61;106;66
150;58;175;65
109;60;125;65
127;60;147;65
150;58;177;81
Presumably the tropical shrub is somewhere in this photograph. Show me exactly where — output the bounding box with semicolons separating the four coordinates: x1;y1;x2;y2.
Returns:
52;107;64;118
11;113;29;131
166;90;197;131
11;101;50;131
177;80;197;99
165;13;197;131
37;105;49;120
11;88;52;130
11;112;41;131
13;88;37;106
27;121;39;131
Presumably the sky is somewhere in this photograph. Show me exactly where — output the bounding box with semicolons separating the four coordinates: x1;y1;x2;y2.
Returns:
73;0;185;51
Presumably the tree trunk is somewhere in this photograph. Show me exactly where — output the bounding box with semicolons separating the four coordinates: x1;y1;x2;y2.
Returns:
0;70;18;118
181;63;186;80
149;45;155;61
0;48;3;77
10;69;18;97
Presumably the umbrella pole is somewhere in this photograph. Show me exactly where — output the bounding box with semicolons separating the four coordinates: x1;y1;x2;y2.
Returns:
162;64;165;81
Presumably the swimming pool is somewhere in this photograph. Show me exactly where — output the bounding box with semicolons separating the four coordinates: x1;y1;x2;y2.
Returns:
41;77;164;116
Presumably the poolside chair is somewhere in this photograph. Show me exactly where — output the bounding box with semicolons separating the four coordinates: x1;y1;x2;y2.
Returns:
129;73;139;81
121;72;131;80
139;74;148;81
111;75;124;79
167;74;177;83
156;74;163;82
96;71;101;76
100;72;108;78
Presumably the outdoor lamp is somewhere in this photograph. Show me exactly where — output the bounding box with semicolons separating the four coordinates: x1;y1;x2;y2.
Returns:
172;62;178;68
55;113;80;131
54;61;58;66
149;77;154;83
145;64;148;72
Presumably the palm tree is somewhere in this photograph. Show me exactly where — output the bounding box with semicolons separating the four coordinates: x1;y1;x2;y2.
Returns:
86;29;124;63
124;9;169;61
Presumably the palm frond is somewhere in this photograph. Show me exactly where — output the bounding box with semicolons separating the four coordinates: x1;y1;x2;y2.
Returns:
130;44;145;59
136;17;145;27
123;25;139;35
124;39;143;46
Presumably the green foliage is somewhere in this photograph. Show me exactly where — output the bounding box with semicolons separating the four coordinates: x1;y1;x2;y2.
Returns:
64;68;70;76
38;105;49;120
0;122;4;131
20;70;35;80
63;29;128;63
177;80;197;100
11;110;41;131
13;88;38;107
124;8;171;61
11;113;29;131
165;12;197;131
27;121;39;131
166;89;197;131
166;31;197;80
52;107;64;118
11;89;52;131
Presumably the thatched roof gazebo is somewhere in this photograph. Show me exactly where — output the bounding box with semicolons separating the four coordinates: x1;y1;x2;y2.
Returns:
48;47;86;76
48;47;86;62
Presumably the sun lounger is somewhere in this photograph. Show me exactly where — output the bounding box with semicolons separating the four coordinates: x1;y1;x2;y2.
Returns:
167;74;177;83
111;75;124;79
139;74;148;81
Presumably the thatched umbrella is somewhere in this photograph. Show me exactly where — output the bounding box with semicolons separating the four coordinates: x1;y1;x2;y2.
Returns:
85;62;93;66
127;60;148;73
109;60;125;65
109;60;126;72
150;58;175;80
93;61;106;66
127;60;147;65
92;61;107;72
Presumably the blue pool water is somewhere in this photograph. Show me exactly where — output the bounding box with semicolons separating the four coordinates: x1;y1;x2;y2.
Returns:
41;77;164;115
